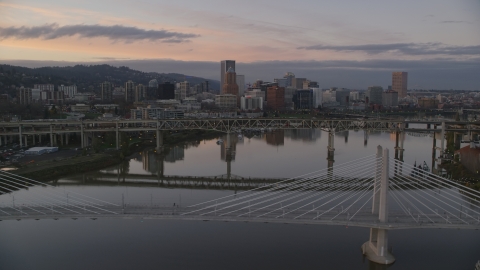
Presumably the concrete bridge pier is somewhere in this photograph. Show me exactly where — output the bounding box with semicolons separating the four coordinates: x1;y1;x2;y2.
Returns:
454;132;461;150
116;123;119;150
394;125;405;162
226;132;232;180
364;130;368;146
66;133;69;145
327;130;335;165
24;135;27;147
50;125;54;147
80;124;84;148
364;146;395;265
156;130;163;151
19;125;23;148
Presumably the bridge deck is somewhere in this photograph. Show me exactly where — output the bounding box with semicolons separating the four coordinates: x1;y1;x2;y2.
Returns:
1;205;479;230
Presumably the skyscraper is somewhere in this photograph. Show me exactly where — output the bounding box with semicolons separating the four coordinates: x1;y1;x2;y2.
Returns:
125;80;135;102
101;81;113;101
236;75;245;97
392;72;408;99
366;86;383;105
222;67;239;106
266;85;285;110
220;60;236;89
158;82;175;100
135;84;146;102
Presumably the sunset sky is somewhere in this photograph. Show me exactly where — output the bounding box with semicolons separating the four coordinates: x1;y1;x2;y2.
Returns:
1;0;479;89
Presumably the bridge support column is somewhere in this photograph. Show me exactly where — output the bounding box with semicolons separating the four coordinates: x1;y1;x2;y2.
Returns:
66;133;69;145
116;123;119;150
50;125;54;147
32;134;35;146
364;146;395;265
226;132;232;180
440;121;445;161
80;124;84;148
364;130;368;146
19;125;22;148
24;135;27;147
327;130;335;166
454;132;461;150
156;130;163;151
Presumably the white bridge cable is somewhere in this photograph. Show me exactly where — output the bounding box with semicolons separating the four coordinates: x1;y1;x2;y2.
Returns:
0;172;120;215
252;164;377;219
389;184;438;224
389;180;441;224
277;165;378;219
209;157;379;217
391;159;480;214
227;159;379;218
185;154;377;210
183;155;378;215
348;188;380;221
329;180;377;221
0;190;47;215
0;191;33;216
0;176;114;215
0;171;116;209
394;159;480;198
0;170;119;207
0;173;108;209
300;174;378;220
0;177;86;215
388;164;475;224
390;159;480;218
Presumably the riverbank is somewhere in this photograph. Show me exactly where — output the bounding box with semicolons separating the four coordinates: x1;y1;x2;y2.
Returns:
12;130;223;182
439;162;480;191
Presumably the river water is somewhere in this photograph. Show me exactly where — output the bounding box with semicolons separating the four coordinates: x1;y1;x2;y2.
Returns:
1;128;479;270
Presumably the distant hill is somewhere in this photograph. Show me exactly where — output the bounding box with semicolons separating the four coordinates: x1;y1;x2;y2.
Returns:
0;64;220;95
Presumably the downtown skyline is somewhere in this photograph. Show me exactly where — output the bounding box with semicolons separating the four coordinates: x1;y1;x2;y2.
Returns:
1;0;480;89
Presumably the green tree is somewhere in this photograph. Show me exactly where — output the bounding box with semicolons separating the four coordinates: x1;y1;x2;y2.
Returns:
92;137;102;153
43;107;50;119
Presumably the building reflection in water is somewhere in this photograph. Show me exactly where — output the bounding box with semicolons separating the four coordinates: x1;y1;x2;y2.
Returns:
265;130;285;146
284;129;321;142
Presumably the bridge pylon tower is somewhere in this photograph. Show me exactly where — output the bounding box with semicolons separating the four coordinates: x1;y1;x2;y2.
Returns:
362;146;395;265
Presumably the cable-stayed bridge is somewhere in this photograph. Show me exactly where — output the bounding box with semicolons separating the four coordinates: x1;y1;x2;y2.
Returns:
1;146;479;264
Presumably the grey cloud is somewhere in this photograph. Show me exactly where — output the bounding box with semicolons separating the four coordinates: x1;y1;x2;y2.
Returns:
0;23;199;43
440;20;469;24
3;58;479;90
298;42;480;56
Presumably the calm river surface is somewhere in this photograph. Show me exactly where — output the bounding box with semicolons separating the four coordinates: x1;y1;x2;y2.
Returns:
1;128;479;270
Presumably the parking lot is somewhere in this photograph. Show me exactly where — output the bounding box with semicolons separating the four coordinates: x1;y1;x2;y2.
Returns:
0;144;79;166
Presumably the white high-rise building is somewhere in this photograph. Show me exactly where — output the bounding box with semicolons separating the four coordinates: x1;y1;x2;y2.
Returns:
312;88;323;108
350;91;359;101
58;85;77;98
241;96;263;110
236;75;245;97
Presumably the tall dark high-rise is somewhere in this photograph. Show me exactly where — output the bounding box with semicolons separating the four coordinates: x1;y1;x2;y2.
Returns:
101;81;112;101
158;82;175;100
220;60;235;89
222;67;239;106
392;72;408;99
